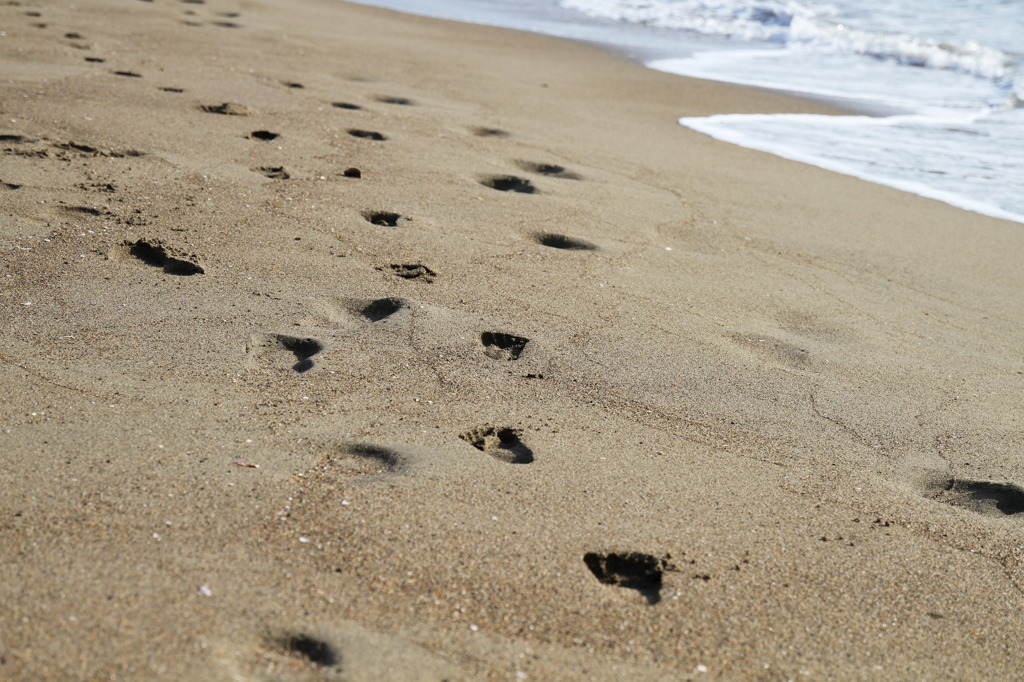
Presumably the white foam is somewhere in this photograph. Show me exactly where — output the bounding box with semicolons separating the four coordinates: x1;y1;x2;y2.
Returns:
680;112;1024;224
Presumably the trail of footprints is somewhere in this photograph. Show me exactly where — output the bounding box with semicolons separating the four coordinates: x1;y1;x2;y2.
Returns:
13;1;1022;622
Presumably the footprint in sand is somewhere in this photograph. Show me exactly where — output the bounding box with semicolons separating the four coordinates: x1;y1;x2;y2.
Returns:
361;210;405;227
374;95;414;106
254;165;290;180
332;102;362;110
248;130;279;141
531;232;597;251
479;174;536;194
385;263;436;283
114;239;204;276
200;102;256;116
515;160;582;180
459;426;533;464
583;551;674;605
923;477;1024;517
113;70;142;78
271;632;339;668
358;297;407;322
347;129;387;141
248;333;324;373
480;332;529;361
731;333;812;369
470;126;510;138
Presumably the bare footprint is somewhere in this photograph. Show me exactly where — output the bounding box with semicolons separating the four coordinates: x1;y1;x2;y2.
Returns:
385;263;436;283
112;239;204;276
480;332;529;360
583;551;674;605
459;425;533;464
479;174;536;194
531;232;597;251
515;160;582;180
347;129;386;141
361;210;404;227
923;477;1024;517
199;102;256;116
248;333;323;373
357;297;407;322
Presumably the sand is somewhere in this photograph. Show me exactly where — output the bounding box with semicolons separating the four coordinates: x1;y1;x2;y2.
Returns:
2;0;1023;679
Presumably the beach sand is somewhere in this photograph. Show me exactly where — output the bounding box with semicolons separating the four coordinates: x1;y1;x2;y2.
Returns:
2;0;1023;679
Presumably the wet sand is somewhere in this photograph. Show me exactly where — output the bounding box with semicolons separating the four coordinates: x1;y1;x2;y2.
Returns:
2;0;1023;679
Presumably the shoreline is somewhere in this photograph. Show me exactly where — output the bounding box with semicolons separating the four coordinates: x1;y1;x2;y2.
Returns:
2;0;1023;679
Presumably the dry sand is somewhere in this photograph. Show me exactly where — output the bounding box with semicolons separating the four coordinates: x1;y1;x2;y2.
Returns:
2;0;1024;679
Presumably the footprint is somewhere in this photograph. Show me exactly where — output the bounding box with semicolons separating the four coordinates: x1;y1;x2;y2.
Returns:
248;130;279;141
332;102;362;110
283;81;304;89
361;210;403;227
583;552;673;605
341;443;406;475
479;175;535;194
386;264;436;283
470;126;509;138
459;426;533;464
375;95;414;105
270;632;339;668
115;239;204;276
2;181;22;191
199;102;256;116
480;332;529;361
924;477;1024;517
159;87;185;93
248;333;323;373
84;56;105;63
113;70;142;78
731;333;812;369
515;160;581;180
254;165;290;180
211;20;241;28
531;232;597;251
347;129;386;141
359;297;406;322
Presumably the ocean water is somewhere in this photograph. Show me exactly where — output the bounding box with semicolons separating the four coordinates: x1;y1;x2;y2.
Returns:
345;0;1024;223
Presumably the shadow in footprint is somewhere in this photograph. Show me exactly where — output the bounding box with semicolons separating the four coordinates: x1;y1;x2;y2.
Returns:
332;102;362;110
273;632;339;668
121;240;204;276
343;443;406;475
113;70;142;78
362;210;403;227
479;175;535;194
249;130;279;141
925;477;1024;517
255;165;290;180
251;334;323;373
470;126;509;138
583;552;672;605
516;160;581;180
348;129;386;141
481;332;529;360
360;297;406;322
459;426;533;464
375;95;414;105
532;232;597;251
